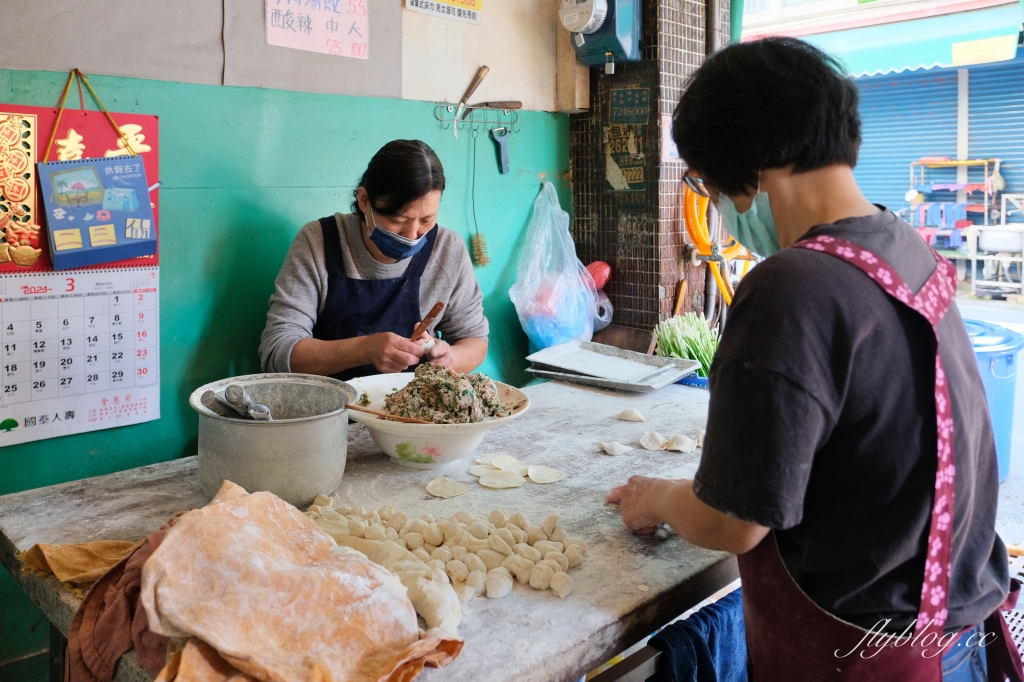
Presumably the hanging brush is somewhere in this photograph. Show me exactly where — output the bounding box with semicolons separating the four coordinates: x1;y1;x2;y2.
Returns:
469;132;490;267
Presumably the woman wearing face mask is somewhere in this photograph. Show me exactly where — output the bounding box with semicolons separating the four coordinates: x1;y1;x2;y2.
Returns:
259;139;488;379
609;39;1022;681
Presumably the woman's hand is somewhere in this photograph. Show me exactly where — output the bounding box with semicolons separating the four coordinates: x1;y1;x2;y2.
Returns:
607;476;664;534
417;333;454;368
364;333;425;373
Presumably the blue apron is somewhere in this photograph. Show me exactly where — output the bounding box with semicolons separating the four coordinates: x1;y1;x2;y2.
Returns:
311;216;438;381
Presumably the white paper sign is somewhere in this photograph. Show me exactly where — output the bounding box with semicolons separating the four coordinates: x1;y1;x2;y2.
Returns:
266;0;369;60
406;0;481;25
0;267;160;445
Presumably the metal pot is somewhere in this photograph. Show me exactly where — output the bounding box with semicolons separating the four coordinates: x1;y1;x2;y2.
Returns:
189;373;356;507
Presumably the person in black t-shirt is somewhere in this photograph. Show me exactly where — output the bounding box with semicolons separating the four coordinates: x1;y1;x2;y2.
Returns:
608;38;1014;681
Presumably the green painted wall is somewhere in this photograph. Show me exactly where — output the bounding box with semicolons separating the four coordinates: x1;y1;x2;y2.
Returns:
0;69;570;666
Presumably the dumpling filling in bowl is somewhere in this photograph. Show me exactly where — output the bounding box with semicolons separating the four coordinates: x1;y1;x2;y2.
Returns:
383;364;508;424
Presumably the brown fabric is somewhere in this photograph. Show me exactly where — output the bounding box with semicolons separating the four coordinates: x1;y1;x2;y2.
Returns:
143;481;463;682
66;522;179;682
19;541;138;595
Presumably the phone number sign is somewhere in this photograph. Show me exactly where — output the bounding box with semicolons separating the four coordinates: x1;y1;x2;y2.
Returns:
266;0;369;60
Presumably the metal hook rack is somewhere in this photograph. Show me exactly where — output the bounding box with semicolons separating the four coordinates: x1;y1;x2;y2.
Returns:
434;104;521;136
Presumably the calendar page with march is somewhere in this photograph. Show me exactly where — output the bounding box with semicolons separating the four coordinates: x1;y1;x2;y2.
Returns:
0;267;159;445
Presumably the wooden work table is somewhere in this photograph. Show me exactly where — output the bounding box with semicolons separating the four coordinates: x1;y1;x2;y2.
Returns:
0;380;737;682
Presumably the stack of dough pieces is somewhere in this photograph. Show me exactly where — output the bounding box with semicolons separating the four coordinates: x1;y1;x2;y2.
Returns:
140;481;462;682
468;453;566;487
307;497;588;605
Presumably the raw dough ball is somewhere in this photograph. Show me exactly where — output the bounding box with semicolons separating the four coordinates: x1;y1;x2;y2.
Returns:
541;514;560;538
351;506;368;517
514;543;542;562
476;548;506;571
529;563;555;590
364;524;387;542
549;525;568;543
467;521;490;539
563;537;588;552
565;545;585;568
526;525;547;546
348;517;368;538
456;585;475;604
493;527;516;548
431;546;453;564
453;510;475;525
616;409;646;422
469;464;499;477
485;572;513;599
464;553;486;574
505;524;526;545
378;503;397;520
426;477;472;499
488;567;512;581
427;559;447;574
305;511;321;520
534;540;564;555
466;570;487;596
508;512;530;530
488;534;513;556
640;431;669;451
450;546;468;562
545;551;569;572
665;434;697;453
528;465;565;484
384;527;399;542
599;441;633;456
431;567;450;584
446;559;469;583
423;544;439;556
386;510;409;530
313;494;334;507
466;537;489;554
510;556;534;584
500;554;520;571
479;471;527;489
550;572;574;598
488;509;510;527
364;510;382;526
491;454;529;477
404;532;425;550
441;520;463;543
412;548;432;563
408;519;427;534
323;510;344;522
537;559;562;575
394;538;408;550
422;523;443;546
314;519;350;538
420;513;435;523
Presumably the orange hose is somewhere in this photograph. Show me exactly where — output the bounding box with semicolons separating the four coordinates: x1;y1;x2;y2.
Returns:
709;259;733;306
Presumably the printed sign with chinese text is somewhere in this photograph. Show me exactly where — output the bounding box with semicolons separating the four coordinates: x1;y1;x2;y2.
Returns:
266;0;369;60
406;0;481;25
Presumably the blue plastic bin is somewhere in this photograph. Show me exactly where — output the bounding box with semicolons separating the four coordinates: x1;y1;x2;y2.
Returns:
964;320;1024;481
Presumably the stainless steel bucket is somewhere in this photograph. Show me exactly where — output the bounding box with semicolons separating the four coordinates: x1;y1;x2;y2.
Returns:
189;373;357;507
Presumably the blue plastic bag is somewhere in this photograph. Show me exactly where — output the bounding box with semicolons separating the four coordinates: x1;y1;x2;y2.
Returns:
509;182;597;350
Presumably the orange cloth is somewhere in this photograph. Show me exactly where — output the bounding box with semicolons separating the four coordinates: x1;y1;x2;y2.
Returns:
66;525;176;682
154;639;257;682
141;481;463;682
19;540;138;595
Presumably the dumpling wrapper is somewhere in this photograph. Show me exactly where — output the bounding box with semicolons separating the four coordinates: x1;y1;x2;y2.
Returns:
616;409;646;422
475;453;505;465
478;471;527;489
527;465;565;484
599;441;633;456
696;429;706;448
665;434;697;453
425;477;471;499
490;454;528;477
639;432;669;451
468;464;499;477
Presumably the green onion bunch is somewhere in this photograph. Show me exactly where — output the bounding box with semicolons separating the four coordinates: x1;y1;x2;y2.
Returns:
654;312;719;378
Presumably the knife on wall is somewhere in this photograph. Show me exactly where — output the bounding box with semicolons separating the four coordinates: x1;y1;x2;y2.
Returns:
454;66;490;139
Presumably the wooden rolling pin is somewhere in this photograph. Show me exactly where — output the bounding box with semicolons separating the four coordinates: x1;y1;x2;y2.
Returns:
410;302;445;341
346;403;431;424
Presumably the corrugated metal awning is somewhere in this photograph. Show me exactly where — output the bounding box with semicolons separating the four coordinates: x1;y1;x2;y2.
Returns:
801;3;1023;76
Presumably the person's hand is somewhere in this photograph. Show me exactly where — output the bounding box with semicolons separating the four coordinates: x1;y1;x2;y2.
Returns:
417;332;454;368
363;333;425;373
607;476;664;534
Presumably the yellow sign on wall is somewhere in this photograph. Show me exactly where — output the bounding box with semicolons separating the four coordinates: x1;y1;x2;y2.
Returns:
406;0;481;25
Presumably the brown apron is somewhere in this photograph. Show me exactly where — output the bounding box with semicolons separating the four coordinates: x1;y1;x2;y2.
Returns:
737;234;1024;681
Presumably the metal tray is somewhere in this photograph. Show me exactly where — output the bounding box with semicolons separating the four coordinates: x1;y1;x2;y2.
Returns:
525;341;700;393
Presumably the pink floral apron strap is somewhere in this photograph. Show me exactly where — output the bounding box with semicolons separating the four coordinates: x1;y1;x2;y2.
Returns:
792;234;956;634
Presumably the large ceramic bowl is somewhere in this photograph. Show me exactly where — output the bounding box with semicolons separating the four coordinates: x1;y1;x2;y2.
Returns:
345;373;530;469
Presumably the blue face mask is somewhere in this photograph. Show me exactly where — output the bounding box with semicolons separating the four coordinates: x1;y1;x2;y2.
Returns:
718;183;781;258
367;205;427;260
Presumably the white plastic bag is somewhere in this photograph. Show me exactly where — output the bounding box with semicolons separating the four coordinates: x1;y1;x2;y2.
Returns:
509;182;597;350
